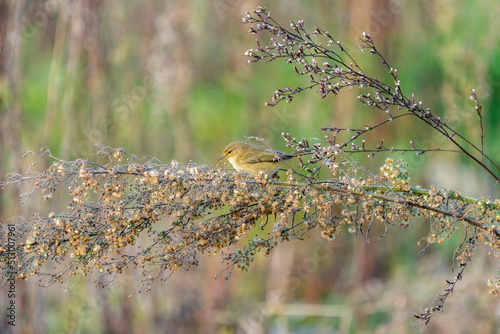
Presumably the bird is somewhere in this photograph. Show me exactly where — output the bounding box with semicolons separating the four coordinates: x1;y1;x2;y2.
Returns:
218;141;310;177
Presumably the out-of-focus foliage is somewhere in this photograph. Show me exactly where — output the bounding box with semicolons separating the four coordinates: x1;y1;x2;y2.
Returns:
1;0;500;333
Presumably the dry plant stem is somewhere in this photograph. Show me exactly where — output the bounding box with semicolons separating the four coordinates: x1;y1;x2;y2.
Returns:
240;7;500;324
243;7;500;182
4;174;496;250
2;152;498;257
0;141;499;323
415;230;477;324
272;181;500;238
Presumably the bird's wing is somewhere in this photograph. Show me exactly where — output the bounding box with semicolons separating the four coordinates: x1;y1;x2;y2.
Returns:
243;150;292;163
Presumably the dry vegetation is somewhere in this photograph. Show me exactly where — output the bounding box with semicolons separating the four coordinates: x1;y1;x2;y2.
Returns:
2;6;500;327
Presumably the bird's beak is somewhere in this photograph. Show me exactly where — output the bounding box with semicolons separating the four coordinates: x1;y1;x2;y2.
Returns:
217;154;226;162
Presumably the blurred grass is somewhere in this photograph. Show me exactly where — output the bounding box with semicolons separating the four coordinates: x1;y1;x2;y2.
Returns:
2;0;500;333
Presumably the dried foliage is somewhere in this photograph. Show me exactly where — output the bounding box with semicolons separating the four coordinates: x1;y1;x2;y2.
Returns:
243;7;500;181
1;6;500;325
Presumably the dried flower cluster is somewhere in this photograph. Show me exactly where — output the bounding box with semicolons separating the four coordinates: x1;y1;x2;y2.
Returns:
1;145;499;306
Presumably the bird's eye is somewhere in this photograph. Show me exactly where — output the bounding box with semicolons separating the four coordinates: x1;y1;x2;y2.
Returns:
227;150;232;154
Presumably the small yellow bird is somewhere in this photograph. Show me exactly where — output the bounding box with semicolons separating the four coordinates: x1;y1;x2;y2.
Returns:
218;141;310;177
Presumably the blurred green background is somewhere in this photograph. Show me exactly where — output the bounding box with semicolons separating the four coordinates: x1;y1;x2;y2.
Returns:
1;0;500;333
